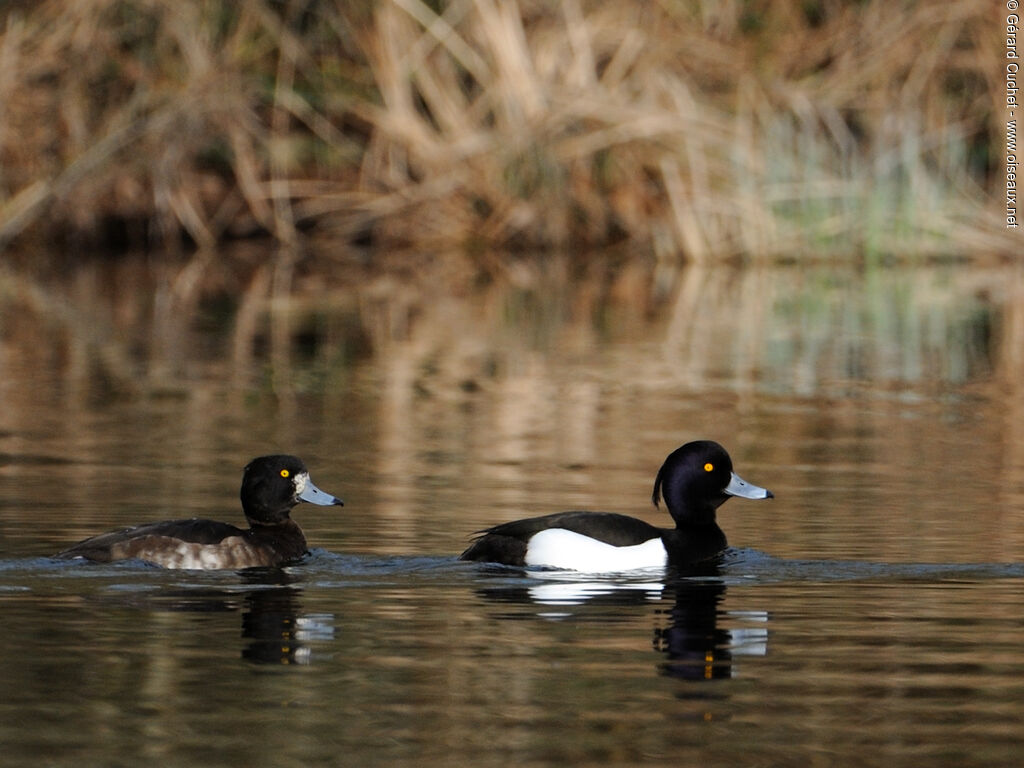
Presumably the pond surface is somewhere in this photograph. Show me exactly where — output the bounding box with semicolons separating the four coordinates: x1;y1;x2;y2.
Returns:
1;252;1023;767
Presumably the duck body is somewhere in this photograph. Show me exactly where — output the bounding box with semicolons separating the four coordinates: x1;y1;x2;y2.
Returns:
57;518;311;570
57;455;343;570
460;440;770;572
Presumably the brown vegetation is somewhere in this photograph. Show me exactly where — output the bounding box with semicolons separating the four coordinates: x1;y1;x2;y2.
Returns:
0;0;1013;260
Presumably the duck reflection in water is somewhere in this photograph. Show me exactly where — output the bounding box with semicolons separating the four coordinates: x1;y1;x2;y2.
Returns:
128;570;333;665
475;565;767;682
656;578;730;681
239;580;334;665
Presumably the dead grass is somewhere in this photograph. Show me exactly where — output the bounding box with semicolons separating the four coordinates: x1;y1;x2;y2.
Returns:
0;0;1014;261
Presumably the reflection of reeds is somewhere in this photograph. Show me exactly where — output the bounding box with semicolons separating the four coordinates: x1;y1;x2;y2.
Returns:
11;249;1018;402
0;1;1012;258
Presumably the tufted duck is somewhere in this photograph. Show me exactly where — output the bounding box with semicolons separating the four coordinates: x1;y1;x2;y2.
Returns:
460;440;771;571
56;455;343;570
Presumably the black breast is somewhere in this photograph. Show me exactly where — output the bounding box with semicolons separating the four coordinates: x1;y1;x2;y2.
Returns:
659;526;728;568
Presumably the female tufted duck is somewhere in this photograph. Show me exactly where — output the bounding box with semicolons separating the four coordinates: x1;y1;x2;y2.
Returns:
460;440;772;571
57;455;343;570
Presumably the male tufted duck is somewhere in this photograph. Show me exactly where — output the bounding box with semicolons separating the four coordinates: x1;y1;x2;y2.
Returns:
57;455;343;570
460;440;772;571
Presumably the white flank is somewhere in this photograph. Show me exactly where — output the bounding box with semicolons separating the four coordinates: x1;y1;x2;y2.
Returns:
523;528;668;572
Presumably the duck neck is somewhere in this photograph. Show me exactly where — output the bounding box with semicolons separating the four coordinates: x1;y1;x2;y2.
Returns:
669;496;723;528
245;513;293;528
243;505;295;527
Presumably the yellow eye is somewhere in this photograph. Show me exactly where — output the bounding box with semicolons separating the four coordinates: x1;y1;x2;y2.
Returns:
704;463;714;472
280;469;290;478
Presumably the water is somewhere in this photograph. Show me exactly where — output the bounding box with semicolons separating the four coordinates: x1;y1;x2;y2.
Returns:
3;554;1024;767
1;253;1023;766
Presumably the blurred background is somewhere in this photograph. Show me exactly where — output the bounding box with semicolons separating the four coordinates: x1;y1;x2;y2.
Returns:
0;0;1013;256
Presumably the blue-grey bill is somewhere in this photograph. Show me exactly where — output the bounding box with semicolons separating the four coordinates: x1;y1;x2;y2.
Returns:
724;472;773;500
299;478;344;506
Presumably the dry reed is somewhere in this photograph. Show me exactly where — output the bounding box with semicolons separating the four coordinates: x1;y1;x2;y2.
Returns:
0;0;1013;261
